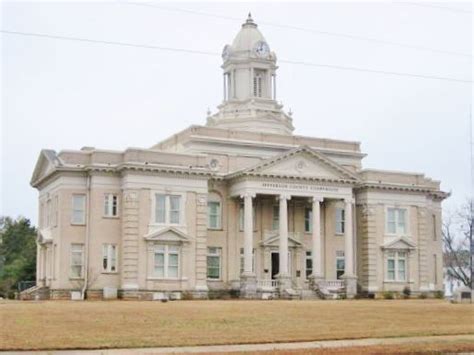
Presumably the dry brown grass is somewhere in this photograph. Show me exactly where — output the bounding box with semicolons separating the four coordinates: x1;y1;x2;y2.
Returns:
0;299;473;351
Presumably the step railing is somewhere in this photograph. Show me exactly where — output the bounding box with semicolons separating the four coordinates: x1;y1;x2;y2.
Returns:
257;279;279;290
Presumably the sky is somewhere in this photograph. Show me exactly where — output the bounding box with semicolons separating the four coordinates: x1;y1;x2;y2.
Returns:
1;1;473;226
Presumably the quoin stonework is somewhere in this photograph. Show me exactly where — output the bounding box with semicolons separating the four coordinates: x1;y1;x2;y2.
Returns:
30;15;448;300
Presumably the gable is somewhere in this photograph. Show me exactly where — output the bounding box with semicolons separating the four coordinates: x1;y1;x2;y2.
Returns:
239;146;360;181
30;150;62;186
260;154;340;179
261;233;303;247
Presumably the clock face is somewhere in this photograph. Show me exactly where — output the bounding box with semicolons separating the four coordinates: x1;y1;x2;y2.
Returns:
222;45;231;61
254;41;270;58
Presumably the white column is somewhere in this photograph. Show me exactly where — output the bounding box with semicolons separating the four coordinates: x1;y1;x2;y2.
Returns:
311;196;323;278
242;193;255;276
273;74;277;100
344;198;355;277
223;73;226;101
279;194;290;277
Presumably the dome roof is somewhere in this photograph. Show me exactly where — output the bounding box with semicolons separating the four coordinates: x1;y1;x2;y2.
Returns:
231;13;268;53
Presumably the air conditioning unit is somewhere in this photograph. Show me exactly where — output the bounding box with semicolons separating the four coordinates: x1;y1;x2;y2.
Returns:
70;291;82;300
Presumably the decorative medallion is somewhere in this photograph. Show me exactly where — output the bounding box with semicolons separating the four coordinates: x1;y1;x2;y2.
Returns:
295;160;307;173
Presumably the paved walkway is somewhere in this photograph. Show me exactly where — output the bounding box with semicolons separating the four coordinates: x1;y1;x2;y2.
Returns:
3;334;474;354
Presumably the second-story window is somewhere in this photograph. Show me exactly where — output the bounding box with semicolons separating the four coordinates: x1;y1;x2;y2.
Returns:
71;195;86;225
304;207;312;233
104;194;119;217
155;194;181;225
386;208;407;235
335;208;345;235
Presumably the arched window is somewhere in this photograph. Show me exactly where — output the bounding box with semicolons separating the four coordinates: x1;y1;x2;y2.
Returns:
208;192;222;230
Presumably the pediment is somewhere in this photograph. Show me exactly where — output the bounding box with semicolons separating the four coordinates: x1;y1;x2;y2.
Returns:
31;150;62;186
382;236;417;250
261;232;304;247
235;146;359;181
144;227;192;243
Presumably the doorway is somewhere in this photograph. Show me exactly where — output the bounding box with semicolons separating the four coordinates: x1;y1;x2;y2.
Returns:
271;252;279;279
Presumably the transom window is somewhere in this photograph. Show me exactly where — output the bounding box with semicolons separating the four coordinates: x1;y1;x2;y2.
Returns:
153;244;179;279
304;207;312;233
70;243;84;278
155;194;181;225
386;208;407;235
102;244;118;273
104;194;119;217
305;251;313;279
336;250;345;280
71;194;86;225
207;247;222;280
386;251;407;281
335;208;345;235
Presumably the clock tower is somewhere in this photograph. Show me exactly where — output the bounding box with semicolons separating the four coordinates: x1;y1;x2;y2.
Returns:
206;14;294;135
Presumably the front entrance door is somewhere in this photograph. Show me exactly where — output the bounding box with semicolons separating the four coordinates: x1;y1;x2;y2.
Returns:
271;252;279;279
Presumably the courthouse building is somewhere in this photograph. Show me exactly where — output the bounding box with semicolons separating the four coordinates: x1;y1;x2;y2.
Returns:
30;15;448;300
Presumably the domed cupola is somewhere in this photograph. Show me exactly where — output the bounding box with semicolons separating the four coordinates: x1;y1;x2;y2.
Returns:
206;14;294;135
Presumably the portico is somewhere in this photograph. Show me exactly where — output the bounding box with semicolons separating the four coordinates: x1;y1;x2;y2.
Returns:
230;170;358;298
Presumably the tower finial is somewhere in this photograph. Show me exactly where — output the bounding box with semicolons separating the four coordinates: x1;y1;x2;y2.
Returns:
246;12;254;24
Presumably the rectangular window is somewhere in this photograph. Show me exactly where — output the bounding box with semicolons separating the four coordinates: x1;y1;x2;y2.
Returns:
71;195;86;224
253;72;263;97
432;214;437;241
153;245;179;279
304;208;312;233
155;194;181;225
386;251;407;281
70;244;84;278
104;194;119;217
207;247;221;280
239;248;255;274
305;251;313;279
336;251;345;280
102;244;118;272
387;208;407;235
208;201;221;229
335;208;345;235
239;204;256;231
272;205;279;230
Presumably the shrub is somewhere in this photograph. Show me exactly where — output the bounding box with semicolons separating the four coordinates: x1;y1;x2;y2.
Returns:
181;291;194;300
418;292;428;299
383;291;394;300
434;290;444;299
403;286;411;299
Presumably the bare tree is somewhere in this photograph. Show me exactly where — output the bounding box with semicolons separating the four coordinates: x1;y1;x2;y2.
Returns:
443;199;473;288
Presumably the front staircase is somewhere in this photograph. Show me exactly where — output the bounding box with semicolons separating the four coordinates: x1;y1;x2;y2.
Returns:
19;285;50;300
313;280;345;299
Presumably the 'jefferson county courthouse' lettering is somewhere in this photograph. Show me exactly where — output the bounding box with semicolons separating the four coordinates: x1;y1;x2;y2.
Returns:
30;15;448;300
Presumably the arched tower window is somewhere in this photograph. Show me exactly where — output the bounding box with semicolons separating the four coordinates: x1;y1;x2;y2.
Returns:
253;70;265;97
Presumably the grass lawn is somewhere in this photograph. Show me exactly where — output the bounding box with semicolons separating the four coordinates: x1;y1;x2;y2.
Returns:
0;299;473;351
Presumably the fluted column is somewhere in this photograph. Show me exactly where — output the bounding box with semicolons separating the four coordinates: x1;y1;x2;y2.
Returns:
311;196;323;279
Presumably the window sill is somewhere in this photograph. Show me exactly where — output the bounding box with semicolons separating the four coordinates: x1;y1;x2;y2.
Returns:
70;223;86;226
383;280;413;284
335;233;344;236
208;228;224;231
147;277;188;281
207;278;222;282
101;271;119;275
103;216;120;219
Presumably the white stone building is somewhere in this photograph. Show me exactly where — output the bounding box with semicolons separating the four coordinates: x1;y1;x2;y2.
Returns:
29;15;448;300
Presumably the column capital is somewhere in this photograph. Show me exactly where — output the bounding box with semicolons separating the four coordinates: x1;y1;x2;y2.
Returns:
240;192;256;199
344;197;355;204
279;194;291;201
312;196;324;203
